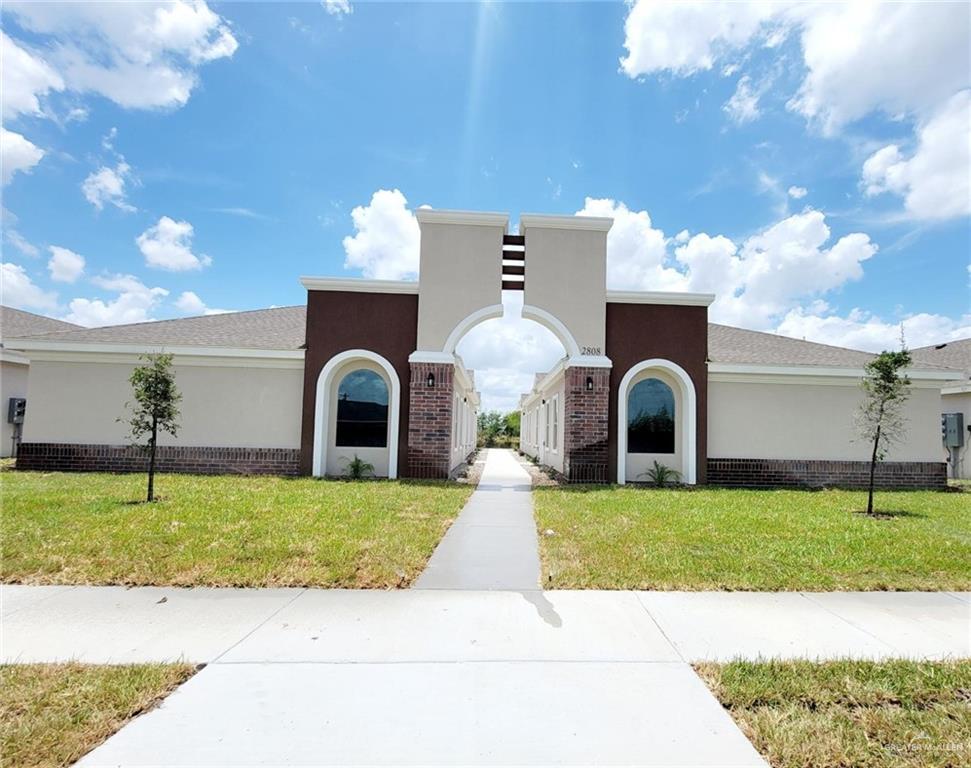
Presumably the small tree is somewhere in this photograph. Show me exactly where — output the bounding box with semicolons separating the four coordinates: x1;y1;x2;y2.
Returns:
504;410;521;438
856;348;912;515
477;410;506;447
120;353;182;502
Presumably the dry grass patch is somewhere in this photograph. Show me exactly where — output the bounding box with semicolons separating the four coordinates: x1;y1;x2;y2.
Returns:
697;660;971;768
2;471;472;588
1;663;194;768
534;486;971;590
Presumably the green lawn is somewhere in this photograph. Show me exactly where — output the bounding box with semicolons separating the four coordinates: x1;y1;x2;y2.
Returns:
1;663;194;768
696;660;971;768
534;487;971;590
2;471;472;588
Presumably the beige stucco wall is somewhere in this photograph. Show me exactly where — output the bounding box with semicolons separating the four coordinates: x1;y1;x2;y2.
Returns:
521;224;608;355
325;358;391;478
520;367;566;474
415;219;504;352
22;358;303;449
625;367;683;483
708;377;943;462
941;390;971;478
1;360;29;458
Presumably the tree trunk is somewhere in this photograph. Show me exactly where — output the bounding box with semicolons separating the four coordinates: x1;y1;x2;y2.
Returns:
867;422;881;515
147;415;158;502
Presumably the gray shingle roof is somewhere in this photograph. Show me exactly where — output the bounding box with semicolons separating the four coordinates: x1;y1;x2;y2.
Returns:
1;306;81;341
911;338;971;377
12;306;307;350
707;323;876;367
4;302;961;374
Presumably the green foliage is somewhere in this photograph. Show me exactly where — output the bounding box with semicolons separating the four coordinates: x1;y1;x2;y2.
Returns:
857;346;912;514
477;410;506;447
638;460;681;487
504;410;521;437
343;454;375;480
119;354;181;502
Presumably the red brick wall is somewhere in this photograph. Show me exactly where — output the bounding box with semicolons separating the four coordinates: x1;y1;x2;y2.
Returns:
563;366;610;483
300;291;419;475
407;362;454;479
16;443;300;475
707;458;947;489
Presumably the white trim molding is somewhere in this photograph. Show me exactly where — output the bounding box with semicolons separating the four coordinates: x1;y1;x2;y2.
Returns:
442;304;505;354
416;209;509;229
519;213;614;232
408;350;455;364
313;349;400;479
568;354;613;369
6;339;305;362
708;362;959;383
617;359;697;486
300;276;419;294
521;304;581;358
606;290;715;307
942;383;971;395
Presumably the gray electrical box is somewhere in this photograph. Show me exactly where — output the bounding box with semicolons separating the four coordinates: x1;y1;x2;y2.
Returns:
7;398;26;425
942;412;965;448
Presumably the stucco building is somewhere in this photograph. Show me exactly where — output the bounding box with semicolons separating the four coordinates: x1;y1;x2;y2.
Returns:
912;339;971;479
3;210;959;487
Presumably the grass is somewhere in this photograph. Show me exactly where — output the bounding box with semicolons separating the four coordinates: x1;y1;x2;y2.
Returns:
0;663;194;768
696;660;971;768
1;471;472;588
534;486;971;590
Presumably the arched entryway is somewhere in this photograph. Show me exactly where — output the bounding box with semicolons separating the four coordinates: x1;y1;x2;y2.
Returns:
616;359;697;485
312;349;401;478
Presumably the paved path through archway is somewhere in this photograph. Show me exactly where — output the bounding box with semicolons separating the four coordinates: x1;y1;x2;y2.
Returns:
414;448;541;590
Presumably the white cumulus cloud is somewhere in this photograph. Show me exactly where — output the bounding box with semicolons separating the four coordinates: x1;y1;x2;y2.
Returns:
47;246;85;283
861;90;971;220
5;0;238;111
175;290;231;315
777;304;971;353
0;29;64;120
0;262;58;311
81;162;136;212
342;189;420;280
322;0;352;17
787;185;807;199
136;216;212;271
64;273;168;326
1;127;45;185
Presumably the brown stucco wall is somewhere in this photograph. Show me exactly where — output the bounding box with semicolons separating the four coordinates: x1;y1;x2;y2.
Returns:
605;303;709;484
300;290;419;475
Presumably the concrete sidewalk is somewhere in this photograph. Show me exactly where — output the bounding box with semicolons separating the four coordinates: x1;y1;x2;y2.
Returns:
4;585;967;664
413;448;540;589
5;587;968;766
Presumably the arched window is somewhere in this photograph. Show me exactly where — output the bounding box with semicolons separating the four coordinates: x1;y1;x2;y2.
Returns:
336;369;388;447
627;378;675;454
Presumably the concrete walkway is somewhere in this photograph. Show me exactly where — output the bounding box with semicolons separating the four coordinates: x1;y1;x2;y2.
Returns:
4;590;968;766
413;448;540;590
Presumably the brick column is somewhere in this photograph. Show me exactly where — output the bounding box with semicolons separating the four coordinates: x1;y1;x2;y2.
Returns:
563;366;610;483
407;361;454;479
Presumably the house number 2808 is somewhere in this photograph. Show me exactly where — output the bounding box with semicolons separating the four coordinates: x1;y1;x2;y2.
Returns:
581;346;602;356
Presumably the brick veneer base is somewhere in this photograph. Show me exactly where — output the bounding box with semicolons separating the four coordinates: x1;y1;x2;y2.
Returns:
16;443;301;476
707;458;947;489
563;367;610;483
407;362;454;479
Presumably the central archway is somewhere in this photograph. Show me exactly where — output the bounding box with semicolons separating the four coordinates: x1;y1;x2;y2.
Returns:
441;301;581;359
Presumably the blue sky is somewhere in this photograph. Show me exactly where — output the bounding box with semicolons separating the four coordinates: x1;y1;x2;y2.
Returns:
2;1;969;410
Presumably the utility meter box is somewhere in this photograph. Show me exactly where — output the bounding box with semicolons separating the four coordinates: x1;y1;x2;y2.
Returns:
7;397;26;425
942;412;965;448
